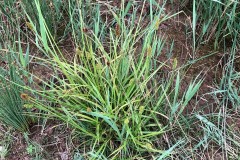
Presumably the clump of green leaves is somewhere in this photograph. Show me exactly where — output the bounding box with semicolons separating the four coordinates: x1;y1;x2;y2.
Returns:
21;1;204;158
0;56;29;132
21;0;66;38
192;0;240;48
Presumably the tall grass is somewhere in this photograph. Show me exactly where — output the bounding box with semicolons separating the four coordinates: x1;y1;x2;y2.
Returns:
196;36;240;159
0;54;29;132
190;0;240;158
17;0;205;158
2;0;240;159
192;0;240;49
21;0;66;39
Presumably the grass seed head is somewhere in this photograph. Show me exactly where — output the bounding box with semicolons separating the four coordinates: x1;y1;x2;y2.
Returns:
139;106;145;115
124;118;129;125
87;107;92;112
20;93;30;101
172;58;178;69
115;24;121;37
26;22;34;31
147;46;152;57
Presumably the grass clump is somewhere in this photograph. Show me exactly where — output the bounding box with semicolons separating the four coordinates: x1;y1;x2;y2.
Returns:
0;55;29;132
19;1;203;158
2;0;240;159
193;0;240;48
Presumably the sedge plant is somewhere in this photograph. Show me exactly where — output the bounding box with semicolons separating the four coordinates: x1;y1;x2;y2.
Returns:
0;54;29;132
17;0;205;159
